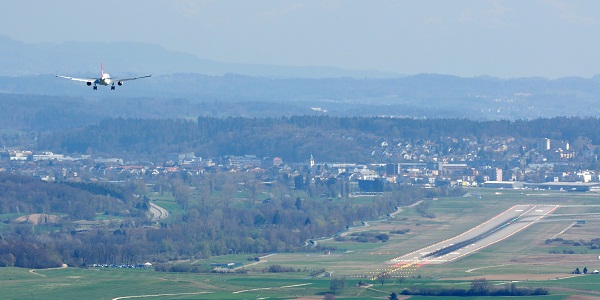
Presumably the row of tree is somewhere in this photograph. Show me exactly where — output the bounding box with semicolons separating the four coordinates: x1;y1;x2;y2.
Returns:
397;278;548;297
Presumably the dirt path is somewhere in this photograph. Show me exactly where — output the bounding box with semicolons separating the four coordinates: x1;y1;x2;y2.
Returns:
29;264;68;277
234;253;276;270
232;283;312;295
112;292;212;299
550;221;576;239
465;264;510;273
444;273;582;281
28;269;46;277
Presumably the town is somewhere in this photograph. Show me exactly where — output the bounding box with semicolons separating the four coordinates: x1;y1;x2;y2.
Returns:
3;134;599;194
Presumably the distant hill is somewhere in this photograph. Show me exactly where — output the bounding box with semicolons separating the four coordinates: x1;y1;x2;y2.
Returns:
0;35;397;78
3;73;600;120
3;35;600;120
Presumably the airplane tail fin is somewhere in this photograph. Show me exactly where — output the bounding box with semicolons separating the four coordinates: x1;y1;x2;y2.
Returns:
101;62;104;77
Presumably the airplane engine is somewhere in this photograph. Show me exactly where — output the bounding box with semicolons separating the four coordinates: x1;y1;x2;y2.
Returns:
87;82;92;86
117;81;124;86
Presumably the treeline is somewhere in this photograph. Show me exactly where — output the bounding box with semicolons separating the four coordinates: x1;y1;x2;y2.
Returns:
64;181;137;202
0;174;139;220
546;237;600;250
0;173;151;268
131;183;436;258
0;239;63;268
399;278;548;297
36;116;600;162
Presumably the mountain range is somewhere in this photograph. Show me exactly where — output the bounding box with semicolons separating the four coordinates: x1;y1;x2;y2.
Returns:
2;35;600;120
0;35;396;78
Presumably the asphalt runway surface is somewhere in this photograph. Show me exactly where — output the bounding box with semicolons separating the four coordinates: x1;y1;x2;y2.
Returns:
391;204;559;265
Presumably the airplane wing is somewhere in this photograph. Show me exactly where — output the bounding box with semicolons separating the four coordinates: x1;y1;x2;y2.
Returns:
55;75;97;83
110;74;152;82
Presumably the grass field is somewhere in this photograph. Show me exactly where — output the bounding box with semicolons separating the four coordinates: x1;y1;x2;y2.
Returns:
2;266;598;299
4;188;600;299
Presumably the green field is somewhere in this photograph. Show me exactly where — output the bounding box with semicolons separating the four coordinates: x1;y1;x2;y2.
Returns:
1;266;597;299
4;188;600;299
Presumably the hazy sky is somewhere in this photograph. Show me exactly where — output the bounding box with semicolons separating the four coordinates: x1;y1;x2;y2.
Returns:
3;0;600;78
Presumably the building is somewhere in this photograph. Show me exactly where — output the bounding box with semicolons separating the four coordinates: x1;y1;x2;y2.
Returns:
524;182;599;192
227;155;261;168
386;163;399;176
483;181;520;189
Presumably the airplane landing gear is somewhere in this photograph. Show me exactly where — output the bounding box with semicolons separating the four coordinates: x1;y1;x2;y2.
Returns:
93;85;98;90
111;85;115;90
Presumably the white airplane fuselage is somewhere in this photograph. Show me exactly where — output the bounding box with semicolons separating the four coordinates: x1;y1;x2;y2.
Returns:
97;73;113;86
56;63;151;90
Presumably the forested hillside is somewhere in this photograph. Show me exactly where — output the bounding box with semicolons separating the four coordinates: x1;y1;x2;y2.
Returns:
0;174;139;220
0;174;148;268
0;170;460;269
36;116;600;162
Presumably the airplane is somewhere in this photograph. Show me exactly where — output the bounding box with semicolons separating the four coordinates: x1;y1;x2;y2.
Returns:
55;63;151;90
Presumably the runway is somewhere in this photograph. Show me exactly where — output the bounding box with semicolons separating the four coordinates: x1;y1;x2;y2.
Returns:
391;204;559;265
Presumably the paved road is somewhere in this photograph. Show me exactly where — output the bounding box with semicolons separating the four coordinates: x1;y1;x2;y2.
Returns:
391;204;559;265
149;202;169;221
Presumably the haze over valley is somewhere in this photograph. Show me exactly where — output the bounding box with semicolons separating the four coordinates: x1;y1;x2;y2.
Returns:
3;36;600;121
3;2;600;299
